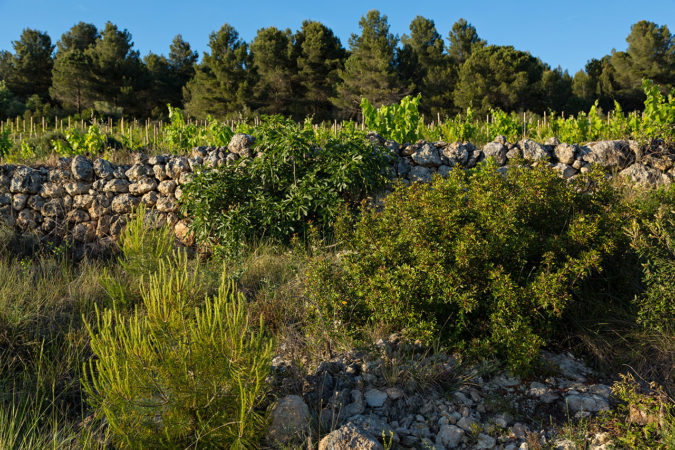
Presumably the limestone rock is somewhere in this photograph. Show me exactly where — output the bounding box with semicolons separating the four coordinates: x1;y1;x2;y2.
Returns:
318;423;383;450
364;389;388;408
64;182;91;196
10;167;42;194
436;424;464;448
103;179;130;193
483;142;508;166
12;193;28;210
552;163;577;180
441;142;472;166
129;177;158;195
41;183;65;198
408;166;433;183
141;191;159;206
267;395;310;445
93;158;115;179
41;198;65;217
72;221;96;241
15;209;38;229
167;157;190;179
519;139;550;162
583;140;634;169
619;164;667;186
554;143;576;165
71;155;94;181
66;209;90;223
228;133;255;158
111;194;140;214
411;143;442;167
156;195;178;213
125;164;148;181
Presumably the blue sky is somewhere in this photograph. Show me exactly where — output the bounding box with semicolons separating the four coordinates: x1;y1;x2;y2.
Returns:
0;0;673;74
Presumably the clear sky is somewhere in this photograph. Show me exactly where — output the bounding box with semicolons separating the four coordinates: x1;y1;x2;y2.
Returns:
0;0;673;75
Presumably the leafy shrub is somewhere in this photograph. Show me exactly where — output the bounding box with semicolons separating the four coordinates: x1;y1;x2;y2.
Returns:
181;115;389;255
361;94;423;144
0;129;12;160
601;373;675;448
307;161;626;370
627;184;675;333
84;257;273;449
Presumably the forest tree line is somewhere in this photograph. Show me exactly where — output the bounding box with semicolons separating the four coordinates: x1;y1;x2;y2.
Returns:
0;10;673;123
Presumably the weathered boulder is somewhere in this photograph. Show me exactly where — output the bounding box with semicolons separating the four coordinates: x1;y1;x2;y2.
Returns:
103;179;130;193
266;395;311;446
583;140;635;169
129;177;158;195
228;133;256;158
111;194;140;214
441;142;472;166
408;165;433;183
318;423;383;450
10;167;42;194
436;424;464;448
519;139;550;162
93;158;115;179
411;143;442;167
71;155;94;181
125;164;148;181
64;182;91;196
554;143;576;165
483;142;508;166
620;163;669;186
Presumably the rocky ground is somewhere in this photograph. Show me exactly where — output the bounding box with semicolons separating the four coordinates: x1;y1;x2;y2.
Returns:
265;335;625;449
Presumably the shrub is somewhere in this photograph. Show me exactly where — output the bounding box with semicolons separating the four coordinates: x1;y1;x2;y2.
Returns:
181;115;389;256
360;94;423;144
307;161;626;370
83;256;273;449
628;184;675;333
100;204;177;307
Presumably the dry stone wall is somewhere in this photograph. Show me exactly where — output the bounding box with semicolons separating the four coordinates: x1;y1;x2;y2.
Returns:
0;133;673;245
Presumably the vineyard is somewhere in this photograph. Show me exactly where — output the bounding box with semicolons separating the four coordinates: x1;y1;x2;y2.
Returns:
0;80;673;164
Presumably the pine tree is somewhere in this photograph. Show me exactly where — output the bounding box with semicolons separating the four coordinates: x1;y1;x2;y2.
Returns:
332;10;405;119
183;24;251;119
50;22;98;114
250;27;297;116
87;22;144;116
143;52;173;117
168;34;197;106
611;21;675;110
294;20;346;121
447;19;485;66
6;29;54;101
541;66;575;113
454;45;545;115
399;16;455;116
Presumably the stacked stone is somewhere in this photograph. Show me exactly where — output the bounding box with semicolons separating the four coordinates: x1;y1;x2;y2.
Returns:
370;131;675;186
1;133;673;245
0;134;257;243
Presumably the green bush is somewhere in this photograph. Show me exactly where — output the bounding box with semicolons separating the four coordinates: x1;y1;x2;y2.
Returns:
84;256;273;449
360;94;423;144
100;204;178;307
307;161;626;370
628;184;675;333
181;115;389;256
